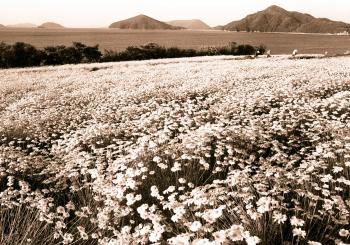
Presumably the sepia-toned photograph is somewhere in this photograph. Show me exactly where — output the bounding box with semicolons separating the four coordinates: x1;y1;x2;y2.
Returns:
0;1;350;244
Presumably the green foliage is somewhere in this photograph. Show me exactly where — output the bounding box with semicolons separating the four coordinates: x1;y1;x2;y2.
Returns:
0;42;102;68
0;42;43;68
0;41;265;69
83;45;102;63
102;42;265;62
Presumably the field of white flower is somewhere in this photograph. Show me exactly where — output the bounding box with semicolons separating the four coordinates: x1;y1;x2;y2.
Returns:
0;55;350;245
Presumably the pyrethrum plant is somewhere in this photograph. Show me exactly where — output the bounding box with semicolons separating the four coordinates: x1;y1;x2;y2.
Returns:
0;55;350;244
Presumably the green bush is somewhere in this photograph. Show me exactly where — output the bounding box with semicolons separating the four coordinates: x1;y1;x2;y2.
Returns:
0;42;102;68
0;42;43;68
101;42;264;63
83;45;102;62
43;46;66;65
0;41;266;69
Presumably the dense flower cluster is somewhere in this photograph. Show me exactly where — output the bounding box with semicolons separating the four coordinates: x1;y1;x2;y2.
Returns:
0;55;350;244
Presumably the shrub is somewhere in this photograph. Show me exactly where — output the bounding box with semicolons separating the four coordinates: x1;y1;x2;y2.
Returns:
83;45;102;63
235;44;256;55
0;42;11;68
60;46;83;64
12;42;43;67
0;42;103;68
102;42;262;63
165;47;182;58
256;44;267;55
0;42;43;68
0;41;267;69
43;46;66;65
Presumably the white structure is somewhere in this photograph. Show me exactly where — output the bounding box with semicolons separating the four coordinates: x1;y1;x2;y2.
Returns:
292;49;298;57
254;50;260;57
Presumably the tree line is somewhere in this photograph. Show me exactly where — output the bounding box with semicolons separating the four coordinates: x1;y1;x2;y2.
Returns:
0;42;101;68
0;41;266;69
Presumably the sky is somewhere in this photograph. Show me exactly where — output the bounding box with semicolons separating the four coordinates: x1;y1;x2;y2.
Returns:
1;0;350;28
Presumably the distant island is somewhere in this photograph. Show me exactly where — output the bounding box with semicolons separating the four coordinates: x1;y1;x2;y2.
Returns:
38;22;65;29
213;25;224;30
6;23;37;28
3;5;350;34
166;19;210;30
109;14;183;30
221;5;350;34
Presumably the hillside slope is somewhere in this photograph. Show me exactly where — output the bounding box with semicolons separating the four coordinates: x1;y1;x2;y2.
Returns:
109;14;183;30
224;5;350;33
1;55;350;244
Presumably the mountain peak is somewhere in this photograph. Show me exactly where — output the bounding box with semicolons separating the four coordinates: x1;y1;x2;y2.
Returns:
134;14;150;19
263;5;289;15
223;5;350;33
266;5;286;11
109;15;183;30
38;22;65;29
